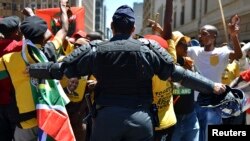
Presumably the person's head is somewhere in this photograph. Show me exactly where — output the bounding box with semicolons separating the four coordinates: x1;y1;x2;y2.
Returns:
68;30;88;44
172;31;190;57
111;5;135;35
0;16;22;40
86;31;103;41
71;30;87;40
20;16;52;45
67;77;79;92
199;25;218;47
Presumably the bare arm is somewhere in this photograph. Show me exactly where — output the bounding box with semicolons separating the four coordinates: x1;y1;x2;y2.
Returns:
161;0;173;40
148;0;173;40
228;14;243;61
54;0;69;42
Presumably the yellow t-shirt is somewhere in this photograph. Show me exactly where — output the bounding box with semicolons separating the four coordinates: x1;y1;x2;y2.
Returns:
0;37;64;129
152;75;176;130
221;60;240;85
0;51;38;129
151;39;177;130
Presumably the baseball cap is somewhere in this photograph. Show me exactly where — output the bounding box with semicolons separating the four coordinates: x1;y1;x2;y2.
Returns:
172;31;191;46
112;5;135;25
20;16;48;40
72;30;87;39
188;39;200;47
0;16;20;36
144;34;168;49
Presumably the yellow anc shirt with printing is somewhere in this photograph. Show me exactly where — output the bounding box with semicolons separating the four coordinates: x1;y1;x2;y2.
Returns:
153;39;177;130
221;60;240;85
0;37;62;129
58;40;89;102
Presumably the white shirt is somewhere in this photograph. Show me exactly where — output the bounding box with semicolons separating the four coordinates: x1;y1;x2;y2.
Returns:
187;46;231;83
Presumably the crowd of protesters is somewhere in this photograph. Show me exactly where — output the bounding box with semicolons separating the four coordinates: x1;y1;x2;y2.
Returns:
0;0;249;141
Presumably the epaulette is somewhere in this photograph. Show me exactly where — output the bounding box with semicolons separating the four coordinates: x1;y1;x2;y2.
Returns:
139;38;174;64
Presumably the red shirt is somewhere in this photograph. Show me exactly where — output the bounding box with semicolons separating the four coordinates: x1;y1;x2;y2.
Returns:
240;69;250;114
0;39;22;104
240;69;250;82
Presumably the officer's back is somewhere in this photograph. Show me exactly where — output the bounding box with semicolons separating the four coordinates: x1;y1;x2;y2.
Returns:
89;5;157;141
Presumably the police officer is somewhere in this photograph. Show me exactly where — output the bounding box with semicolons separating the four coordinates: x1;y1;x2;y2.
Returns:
28;5;226;141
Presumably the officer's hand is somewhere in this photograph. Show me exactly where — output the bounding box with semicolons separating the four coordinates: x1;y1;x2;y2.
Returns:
213;83;226;95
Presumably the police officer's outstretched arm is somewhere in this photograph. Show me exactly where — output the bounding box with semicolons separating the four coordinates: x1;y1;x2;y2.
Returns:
28;42;93;80
170;65;226;94
148;39;226;95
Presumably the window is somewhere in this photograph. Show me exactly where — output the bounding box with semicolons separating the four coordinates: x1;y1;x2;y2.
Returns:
192;0;196;20
12;3;17;10
180;5;185;25
96;1;101;7
96;16;100;22
174;11;176;28
2;3;7;9
3;3;11;10
17;4;21;11
96;24;100;30
96;9;100;15
31;3;36;9
204;0;208;14
0;4;3;10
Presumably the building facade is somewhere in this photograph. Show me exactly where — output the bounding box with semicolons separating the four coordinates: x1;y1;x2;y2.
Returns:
82;0;95;33
95;0;105;38
133;2;143;35
143;0;250;44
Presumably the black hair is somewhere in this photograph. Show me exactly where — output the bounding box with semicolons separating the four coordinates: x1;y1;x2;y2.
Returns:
112;20;134;34
201;25;218;36
86;31;103;41
27;35;44;44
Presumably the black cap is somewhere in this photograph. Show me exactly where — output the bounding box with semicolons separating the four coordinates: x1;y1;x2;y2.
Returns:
112;5;135;25
20;16;48;40
0;16;20;36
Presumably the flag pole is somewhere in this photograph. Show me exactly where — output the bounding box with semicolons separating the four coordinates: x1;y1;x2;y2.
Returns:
218;0;229;44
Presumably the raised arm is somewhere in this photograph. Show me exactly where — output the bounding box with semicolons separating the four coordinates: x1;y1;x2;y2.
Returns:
228;14;243;61
148;0;173;40
54;0;69;42
161;0;173;40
